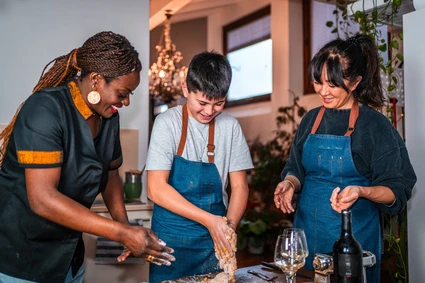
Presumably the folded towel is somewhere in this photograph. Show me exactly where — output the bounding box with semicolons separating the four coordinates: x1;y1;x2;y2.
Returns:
94;219;146;265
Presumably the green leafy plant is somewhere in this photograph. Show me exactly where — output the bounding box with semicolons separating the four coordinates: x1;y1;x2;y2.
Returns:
237;209;276;250
382;208;408;282
326;0;403;121
237;95;306;253
237;200;293;253
248;94;307;208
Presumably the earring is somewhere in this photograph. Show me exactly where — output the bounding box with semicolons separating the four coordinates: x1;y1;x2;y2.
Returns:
87;85;101;105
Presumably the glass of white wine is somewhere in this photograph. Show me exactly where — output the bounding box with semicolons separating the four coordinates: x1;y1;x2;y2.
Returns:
285;228;308;259
274;228;308;283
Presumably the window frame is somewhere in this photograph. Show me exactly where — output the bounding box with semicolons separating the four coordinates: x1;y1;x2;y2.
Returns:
302;0;315;94
223;5;271;108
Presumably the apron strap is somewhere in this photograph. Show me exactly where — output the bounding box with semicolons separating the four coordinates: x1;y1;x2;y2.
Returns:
207;119;215;163
311;106;326;134
177;103;216;163
310;100;360;136
177;103;189;157
344;100;359;137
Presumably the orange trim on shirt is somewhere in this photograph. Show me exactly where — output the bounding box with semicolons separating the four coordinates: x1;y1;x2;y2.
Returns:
17;150;63;165
68;81;94;120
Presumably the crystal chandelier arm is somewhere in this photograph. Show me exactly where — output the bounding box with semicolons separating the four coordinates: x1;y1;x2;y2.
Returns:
148;11;187;104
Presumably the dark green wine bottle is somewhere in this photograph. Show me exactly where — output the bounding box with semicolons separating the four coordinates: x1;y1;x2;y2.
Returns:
333;209;363;283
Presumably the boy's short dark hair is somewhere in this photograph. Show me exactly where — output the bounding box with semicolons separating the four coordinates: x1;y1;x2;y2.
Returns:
186;51;232;100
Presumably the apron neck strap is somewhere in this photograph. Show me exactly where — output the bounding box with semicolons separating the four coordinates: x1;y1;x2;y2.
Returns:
207;119;216;163
177;103;189;157
311;106;326;134
344;100;359;136
177;103;216;163
310;100;359;137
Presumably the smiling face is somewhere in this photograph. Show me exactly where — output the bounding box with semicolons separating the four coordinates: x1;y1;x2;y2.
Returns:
313;66;360;110
182;82;226;124
92;71;140;118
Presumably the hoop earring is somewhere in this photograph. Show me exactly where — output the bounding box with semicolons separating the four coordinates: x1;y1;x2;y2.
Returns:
87;86;101;105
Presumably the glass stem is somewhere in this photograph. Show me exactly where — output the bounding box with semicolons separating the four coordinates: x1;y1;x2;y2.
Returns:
286;274;296;283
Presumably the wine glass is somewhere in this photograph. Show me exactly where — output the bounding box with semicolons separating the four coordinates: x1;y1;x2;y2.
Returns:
284;228;308;259
274;229;308;283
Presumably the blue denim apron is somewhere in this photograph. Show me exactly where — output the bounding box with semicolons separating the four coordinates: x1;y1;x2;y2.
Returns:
294;102;381;282
149;104;225;283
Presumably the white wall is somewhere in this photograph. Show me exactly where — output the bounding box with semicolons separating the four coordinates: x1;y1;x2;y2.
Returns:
0;0;150;172
404;1;425;281
0;1;151;282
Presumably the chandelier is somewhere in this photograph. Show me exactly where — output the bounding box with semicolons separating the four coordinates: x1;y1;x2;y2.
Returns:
149;12;187;104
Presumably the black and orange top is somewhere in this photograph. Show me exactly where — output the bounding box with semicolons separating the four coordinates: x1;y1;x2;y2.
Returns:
0;82;122;282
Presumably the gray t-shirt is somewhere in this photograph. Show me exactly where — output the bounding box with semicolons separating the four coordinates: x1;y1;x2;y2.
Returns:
146;105;254;206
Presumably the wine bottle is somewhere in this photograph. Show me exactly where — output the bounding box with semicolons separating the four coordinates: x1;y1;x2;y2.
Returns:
333;209;363;283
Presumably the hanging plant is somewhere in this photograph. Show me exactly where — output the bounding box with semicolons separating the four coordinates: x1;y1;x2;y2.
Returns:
326;0;404;105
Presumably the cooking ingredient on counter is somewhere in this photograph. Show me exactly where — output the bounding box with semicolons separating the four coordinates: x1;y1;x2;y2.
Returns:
159;273;228;283
202;272;232;283
159;218;237;283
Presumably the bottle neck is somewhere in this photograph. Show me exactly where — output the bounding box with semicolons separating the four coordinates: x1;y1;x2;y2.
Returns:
341;209;353;236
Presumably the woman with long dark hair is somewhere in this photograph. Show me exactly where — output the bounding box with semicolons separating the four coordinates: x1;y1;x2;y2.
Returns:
274;34;416;282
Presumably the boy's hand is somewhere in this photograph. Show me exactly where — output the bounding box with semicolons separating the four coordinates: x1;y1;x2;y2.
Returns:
207;215;233;259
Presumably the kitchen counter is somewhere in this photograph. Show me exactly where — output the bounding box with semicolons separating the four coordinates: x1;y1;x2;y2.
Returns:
160;264;314;282
84;198;154;283
90;198;154;213
236;264;314;282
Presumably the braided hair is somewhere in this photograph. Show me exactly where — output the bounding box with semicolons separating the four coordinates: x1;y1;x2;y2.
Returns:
0;31;142;165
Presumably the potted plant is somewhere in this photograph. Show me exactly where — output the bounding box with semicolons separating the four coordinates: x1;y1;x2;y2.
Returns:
248;94;307;209
236;208;268;254
237;194;292;254
237;95;306;254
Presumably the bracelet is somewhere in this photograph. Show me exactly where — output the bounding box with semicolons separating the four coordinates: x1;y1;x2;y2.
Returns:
284;179;296;191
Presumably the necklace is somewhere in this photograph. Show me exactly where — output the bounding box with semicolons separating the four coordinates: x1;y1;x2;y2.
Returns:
187;119;208;162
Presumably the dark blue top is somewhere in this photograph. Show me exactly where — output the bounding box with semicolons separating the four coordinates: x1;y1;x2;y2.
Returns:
282;104;416;215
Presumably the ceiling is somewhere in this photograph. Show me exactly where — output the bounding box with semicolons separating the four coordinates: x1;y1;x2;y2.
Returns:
150;0;242;30
149;0;415;30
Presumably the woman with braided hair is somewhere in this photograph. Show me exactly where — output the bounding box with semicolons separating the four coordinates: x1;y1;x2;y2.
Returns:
273;34;416;282
0;31;175;283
